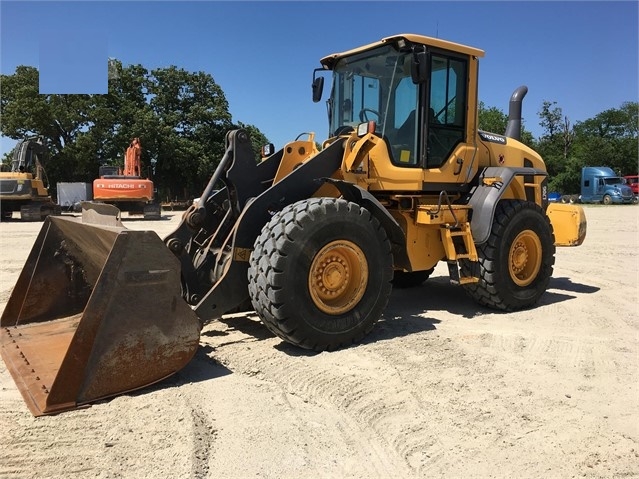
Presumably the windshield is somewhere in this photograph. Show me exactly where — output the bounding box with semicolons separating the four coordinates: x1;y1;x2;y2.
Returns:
604;177;624;185
328;45;418;140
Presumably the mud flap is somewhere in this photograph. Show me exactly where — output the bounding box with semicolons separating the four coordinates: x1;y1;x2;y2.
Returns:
0;215;201;416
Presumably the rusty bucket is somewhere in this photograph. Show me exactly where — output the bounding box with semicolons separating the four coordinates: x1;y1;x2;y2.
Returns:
1;214;201;416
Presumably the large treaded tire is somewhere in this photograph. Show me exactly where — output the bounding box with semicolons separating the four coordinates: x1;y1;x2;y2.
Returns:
247;197;393;351
462;200;555;311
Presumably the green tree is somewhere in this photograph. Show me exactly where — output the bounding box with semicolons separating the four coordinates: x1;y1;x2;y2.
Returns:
1;63;271;201
535;100;577;191
0;66;96;182
478;101;507;134
536;101;638;193
572;102;638;176
146;66;234;200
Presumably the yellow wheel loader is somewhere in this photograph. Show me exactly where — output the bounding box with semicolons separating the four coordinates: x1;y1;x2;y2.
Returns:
0;34;587;416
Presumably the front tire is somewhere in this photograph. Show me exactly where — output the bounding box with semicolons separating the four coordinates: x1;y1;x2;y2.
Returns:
248;198;393;351
463;200;555;311
602;194;612;205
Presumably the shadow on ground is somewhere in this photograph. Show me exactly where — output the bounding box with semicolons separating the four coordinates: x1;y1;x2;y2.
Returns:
195;272;600;356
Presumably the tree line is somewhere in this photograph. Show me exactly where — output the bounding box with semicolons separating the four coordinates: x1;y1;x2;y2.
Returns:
0;61;269;202
1;61;636;198
478;100;638;193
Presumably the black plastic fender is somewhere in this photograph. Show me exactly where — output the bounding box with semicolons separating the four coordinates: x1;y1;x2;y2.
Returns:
321;178;411;271
468;167;548;244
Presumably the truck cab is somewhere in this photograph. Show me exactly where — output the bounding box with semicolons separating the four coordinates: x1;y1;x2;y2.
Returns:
580;166;634;205
623;175;638;198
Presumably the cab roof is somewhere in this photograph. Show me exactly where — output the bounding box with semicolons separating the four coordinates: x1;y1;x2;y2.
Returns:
320;34;485;69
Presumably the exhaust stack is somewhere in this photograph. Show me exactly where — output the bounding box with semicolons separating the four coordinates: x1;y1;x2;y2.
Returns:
504;85;528;141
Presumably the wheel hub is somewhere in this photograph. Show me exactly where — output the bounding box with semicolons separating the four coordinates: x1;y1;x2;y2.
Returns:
309;240;368;315
508;230;542;287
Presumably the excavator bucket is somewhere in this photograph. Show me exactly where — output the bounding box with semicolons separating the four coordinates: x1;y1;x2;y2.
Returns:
0;214;202;416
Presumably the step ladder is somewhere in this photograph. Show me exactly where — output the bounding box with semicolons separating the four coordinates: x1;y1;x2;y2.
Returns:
440;222;479;285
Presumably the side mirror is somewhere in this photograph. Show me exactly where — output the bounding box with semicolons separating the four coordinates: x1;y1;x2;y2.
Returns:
312;77;324;103
410;46;428;84
312;69;325;103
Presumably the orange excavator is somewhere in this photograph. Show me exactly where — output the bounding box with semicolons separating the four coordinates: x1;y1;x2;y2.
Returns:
92;138;161;219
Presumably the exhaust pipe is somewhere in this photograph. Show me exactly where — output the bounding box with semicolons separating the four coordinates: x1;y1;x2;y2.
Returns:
504;85;528;141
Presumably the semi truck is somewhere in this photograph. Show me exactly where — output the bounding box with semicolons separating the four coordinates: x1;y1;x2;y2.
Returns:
579;167;635;205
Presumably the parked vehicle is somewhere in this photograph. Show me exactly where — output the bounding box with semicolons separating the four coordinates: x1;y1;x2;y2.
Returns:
548;192;562;203
0;137;61;220
92;138;161;219
623;175;638;200
579;167;634;205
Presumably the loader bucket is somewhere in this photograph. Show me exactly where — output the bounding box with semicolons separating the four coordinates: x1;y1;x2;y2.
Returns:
0;215;202;416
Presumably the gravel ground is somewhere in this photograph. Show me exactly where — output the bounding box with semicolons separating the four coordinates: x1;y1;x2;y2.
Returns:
0;204;637;478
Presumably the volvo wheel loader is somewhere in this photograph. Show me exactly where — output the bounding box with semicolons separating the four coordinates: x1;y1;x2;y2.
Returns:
0;34;587;416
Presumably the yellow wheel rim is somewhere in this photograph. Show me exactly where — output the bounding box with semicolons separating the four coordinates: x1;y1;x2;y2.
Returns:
308;240;368;315
508;230;542;287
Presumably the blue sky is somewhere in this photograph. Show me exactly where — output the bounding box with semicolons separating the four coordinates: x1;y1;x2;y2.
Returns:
1;1;637;157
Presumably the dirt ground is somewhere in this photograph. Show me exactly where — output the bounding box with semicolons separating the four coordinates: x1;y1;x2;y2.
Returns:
0;204;637;479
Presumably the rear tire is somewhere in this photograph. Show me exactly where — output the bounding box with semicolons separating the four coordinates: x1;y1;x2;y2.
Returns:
248;197;393;351
463;200;555;311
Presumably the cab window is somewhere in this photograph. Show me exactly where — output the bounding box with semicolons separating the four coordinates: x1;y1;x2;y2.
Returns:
427;54;467;168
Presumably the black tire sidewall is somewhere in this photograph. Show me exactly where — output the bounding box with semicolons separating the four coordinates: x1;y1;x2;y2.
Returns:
284;211;389;334
489;202;555;308
249;198;393;350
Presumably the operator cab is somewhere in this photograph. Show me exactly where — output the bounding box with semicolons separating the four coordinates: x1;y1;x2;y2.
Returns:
314;35;484;191
11;138;46;174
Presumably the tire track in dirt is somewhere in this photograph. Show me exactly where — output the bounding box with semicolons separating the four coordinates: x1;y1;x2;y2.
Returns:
202;317;457;477
0;401;112;478
210;352;415;476
0;378;213;478
459;325;636;381
186;400;214;478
